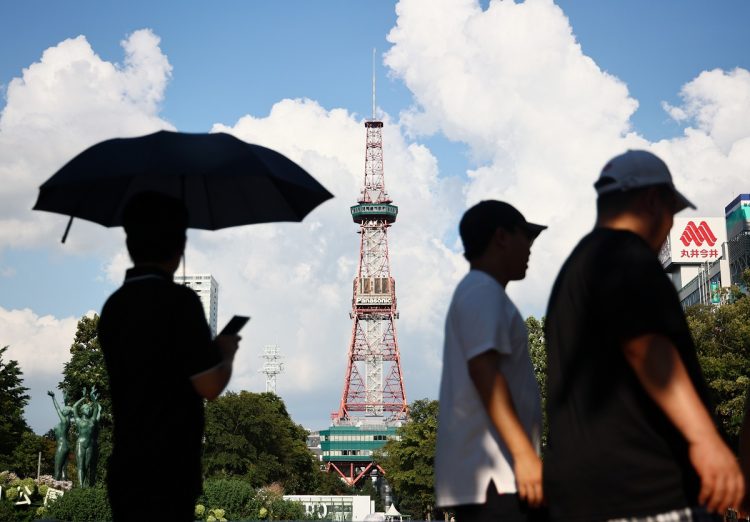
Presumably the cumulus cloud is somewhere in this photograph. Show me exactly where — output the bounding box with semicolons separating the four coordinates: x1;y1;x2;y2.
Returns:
188;98;463;423
7;3;750;433
656;68;750;215
385;0;750;316
385;0;648;315
662;68;750;155
0;28;173;251
0;307;81;432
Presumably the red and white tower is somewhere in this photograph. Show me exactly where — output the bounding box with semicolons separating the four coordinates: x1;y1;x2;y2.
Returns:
335;117;408;424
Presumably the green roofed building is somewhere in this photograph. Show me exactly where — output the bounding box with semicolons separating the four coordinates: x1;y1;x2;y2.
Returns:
320;424;400;486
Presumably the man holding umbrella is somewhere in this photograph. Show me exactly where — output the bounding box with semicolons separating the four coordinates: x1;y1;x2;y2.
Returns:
34;130;333;519
98;191;240;521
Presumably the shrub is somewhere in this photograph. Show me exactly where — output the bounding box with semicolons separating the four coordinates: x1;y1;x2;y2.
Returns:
37;474;73;491
199;478;254;520
0;472;17;487
4;488;18;502
250;484;308;521
19;478;36;496
0;500;15;522
45;487;112;522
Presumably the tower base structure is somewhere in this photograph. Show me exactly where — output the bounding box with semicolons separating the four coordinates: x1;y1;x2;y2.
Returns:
320;424;400;486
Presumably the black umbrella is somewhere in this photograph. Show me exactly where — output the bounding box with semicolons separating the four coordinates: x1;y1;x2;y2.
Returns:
33;130;334;242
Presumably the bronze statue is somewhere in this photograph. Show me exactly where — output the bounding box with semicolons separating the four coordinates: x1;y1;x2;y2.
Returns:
47;390;73;481
72;387;102;487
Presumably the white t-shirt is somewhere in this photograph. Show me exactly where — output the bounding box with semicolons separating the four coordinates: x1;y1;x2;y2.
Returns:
434;269;542;507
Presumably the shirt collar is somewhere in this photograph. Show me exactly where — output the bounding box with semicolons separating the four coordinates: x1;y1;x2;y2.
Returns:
124;265;173;284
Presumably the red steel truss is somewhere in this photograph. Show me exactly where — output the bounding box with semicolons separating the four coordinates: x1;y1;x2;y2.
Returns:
335;119;408;424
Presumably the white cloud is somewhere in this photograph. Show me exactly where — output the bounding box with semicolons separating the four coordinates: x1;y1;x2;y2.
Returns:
385;0;750;317
6;5;750;434
0;29;174;251
662;68;750;155
191;99;464;422
655;68;750;216
385;0;647;315
0;306;82;433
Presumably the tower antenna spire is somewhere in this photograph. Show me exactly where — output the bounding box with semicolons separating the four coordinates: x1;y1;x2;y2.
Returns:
372;47;376;120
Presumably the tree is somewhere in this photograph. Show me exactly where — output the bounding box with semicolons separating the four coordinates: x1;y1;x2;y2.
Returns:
376;398;438;520
58;314;112;486
203;391;319;493
526;316;548;448
0;346;30;470
60;315;110;408
9;431;56;478
686;293;750;446
310;465;354;496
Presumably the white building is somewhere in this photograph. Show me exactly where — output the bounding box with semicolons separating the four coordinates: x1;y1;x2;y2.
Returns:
283;495;374;521
659;194;750;308
174;273;219;336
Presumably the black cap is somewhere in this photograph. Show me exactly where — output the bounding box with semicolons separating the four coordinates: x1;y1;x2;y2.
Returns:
459;200;546;260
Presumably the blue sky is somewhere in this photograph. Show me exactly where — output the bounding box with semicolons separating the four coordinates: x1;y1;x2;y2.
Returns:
2;0;750;434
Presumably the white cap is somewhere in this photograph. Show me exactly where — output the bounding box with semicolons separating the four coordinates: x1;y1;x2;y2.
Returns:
595;150;696;212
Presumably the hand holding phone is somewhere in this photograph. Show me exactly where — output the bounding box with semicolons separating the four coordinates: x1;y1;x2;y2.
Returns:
219;315;250;336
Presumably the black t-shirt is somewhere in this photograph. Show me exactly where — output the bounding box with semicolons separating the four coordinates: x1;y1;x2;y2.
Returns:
98;266;221;496
544;228;713;521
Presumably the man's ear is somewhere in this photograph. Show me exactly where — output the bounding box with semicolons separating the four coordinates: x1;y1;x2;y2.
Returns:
491;227;509;249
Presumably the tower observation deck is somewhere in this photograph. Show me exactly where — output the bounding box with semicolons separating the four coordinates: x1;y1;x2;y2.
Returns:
325;118;408;486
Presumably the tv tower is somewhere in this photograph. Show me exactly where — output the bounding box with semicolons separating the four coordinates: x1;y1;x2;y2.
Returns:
334;57;408;424
259;345;284;394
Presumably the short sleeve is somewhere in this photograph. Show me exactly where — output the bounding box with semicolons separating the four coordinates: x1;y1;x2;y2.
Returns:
174;288;222;378
453;281;513;360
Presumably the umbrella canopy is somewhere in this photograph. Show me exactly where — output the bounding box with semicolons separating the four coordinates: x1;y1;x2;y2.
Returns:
33;130;334;241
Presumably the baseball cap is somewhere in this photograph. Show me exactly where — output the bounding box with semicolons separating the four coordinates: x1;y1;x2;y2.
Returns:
459;200;547;260
594;149;695;212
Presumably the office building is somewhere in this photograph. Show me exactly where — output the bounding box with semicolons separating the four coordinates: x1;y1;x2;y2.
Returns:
660;194;750;308
174;273;219;336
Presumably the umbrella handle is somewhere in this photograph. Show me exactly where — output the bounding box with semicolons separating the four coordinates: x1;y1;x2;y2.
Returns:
61;216;74;243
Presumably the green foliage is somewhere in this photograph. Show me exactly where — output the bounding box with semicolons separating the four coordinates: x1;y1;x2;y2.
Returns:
310;468;354;495
9;431;55;478
206;507;227;522
60;315;110;405
686;297;750;446
59;314;112;486
45;487;112;522
526;316;548;448
199;478;254;520
248;484;307;521
0;346;30;469
0;500;16;522
196;480;307;521
203;391;318;492
354;477;384;512
3;487;17;502
376;398;438;520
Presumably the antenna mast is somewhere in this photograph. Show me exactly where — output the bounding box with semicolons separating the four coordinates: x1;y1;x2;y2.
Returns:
259;345;284;394
372;48;376;120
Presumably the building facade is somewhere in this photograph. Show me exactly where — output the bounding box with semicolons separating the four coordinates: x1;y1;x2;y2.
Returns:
283;495;374;521
660;194;750;308
174;273;219;336
726;194;750;288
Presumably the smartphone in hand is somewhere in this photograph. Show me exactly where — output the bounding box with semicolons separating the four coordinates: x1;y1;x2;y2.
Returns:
219;315;250;336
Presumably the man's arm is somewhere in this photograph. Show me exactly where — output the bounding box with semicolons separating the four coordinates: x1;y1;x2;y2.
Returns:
190;334;240;400
468;350;543;507
622;334;744;513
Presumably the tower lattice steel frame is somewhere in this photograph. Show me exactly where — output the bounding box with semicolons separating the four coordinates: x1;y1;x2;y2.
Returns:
335;118;408;424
